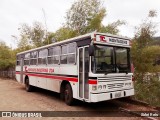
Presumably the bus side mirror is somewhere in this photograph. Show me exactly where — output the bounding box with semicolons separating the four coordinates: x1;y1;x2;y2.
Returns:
89;45;95;56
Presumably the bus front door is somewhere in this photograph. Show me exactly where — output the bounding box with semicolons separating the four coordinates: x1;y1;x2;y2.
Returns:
78;47;89;100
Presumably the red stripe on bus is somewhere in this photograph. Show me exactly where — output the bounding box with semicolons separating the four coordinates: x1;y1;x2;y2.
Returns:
26;73;78;82
88;80;97;84
16;72;97;84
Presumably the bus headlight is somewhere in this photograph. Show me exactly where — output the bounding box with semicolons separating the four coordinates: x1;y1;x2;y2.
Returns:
92;86;97;91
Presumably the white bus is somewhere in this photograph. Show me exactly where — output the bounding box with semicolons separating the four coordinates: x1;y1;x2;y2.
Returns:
16;32;134;105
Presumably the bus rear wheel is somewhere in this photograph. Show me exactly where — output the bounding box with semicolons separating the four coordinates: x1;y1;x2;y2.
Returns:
25;78;33;92
64;83;74;106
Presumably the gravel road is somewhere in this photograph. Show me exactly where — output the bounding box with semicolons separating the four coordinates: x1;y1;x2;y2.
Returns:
0;79;144;120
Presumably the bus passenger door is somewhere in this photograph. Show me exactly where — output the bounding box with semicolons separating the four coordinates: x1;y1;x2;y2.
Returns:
20;58;24;83
78;46;89;100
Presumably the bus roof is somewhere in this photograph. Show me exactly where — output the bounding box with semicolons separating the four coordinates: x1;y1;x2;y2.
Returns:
17;32;130;55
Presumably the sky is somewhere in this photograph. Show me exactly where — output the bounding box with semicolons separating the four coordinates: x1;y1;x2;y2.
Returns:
0;0;160;48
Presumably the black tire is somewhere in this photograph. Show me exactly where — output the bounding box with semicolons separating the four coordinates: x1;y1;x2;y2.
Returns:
60;86;65;100
64;83;74;106
25;78;33;92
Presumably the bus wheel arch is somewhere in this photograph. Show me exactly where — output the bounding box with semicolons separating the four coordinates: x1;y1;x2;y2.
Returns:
60;80;74;105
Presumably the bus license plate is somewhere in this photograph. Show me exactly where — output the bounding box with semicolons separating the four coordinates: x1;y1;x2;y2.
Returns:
115;92;121;98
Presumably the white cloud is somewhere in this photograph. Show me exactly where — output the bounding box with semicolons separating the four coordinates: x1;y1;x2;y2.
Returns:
104;0;160;38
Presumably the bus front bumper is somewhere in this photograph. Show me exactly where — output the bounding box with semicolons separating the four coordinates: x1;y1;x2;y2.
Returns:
90;89;134;102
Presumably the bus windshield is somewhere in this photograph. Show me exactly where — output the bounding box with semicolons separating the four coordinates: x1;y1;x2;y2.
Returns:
91;45;131;74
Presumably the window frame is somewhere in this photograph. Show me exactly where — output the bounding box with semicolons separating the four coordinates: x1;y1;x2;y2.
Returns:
30;51;38;66
91;45;131;74
38;49;48;65
47;46;60;65
60;42;77;65
24;53;30;65
16;55;21;66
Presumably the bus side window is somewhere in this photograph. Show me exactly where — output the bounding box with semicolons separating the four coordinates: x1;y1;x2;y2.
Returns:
16;55;21;66
38;49;48;65
68;42;76;64
30;51;37;65
61;45;67;64
60;42;76;65
48;47;54;64
24;53;30;65
53;46;60;64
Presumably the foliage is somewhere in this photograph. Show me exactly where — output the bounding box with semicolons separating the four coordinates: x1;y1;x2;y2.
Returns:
31;22;45;47
132;42;160;75
17;34;33;52
53;27;77;42
131;10;160;107
66;0;106;35
65;0;125;36
100;20;126;34
0;41;15;70
18;21;45;50
131;10;160;81
134;77;160;107
43;32;55;45
16;0;126;48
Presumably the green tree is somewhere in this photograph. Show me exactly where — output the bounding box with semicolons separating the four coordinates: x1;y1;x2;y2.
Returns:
43;32;55;45
18;21;45;50
17;23;33;52
17;0;126;46
66;0;106;35
0;41;15;70
65;0;125;39
17;34;33;52
43;27;77;44
53;27;76;41
100;20;126;34
130;10;160;107
31;21;45;47
131;10;160;81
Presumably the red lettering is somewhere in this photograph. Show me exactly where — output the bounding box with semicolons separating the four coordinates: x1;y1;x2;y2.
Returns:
37;68;48;73
25;66;28;72
27;68;52;73
49;68;54;73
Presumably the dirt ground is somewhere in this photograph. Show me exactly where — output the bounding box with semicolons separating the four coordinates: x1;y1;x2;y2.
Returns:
0;78;144;120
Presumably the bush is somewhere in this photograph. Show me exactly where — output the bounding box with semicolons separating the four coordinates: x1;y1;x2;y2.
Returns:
134;76;160;107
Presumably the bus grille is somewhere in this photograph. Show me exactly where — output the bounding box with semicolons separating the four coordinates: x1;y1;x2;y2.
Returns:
107;83;124;89
98;76;132;90
98;76;131;82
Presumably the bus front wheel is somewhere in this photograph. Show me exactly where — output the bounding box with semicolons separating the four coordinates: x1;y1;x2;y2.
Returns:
25;78;33;92
64;83;74;106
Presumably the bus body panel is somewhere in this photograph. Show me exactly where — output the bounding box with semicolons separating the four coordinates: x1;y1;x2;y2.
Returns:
46;79;61;92
15;32;134;103
58;65;77;76
90;89;134;102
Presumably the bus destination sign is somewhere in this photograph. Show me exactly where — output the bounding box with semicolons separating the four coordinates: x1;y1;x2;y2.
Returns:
96;35;129;45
